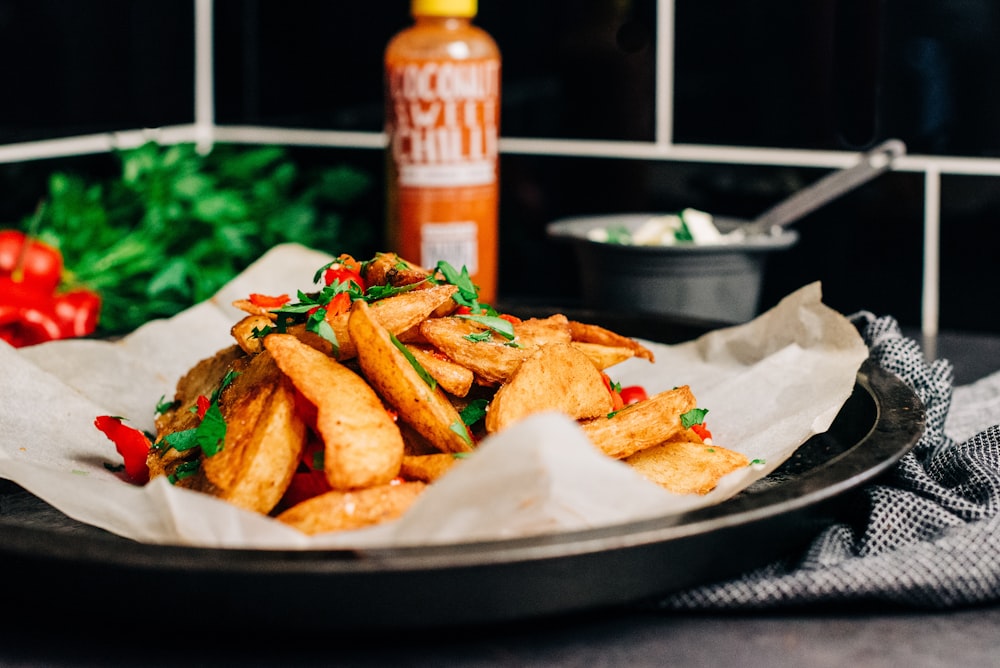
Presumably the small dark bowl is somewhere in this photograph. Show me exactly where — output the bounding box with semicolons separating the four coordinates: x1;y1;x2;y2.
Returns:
547;213;799;322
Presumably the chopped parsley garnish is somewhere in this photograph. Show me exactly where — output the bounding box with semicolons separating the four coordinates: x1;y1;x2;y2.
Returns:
168;459;201;484
459;399;489;426
155;396;180;415
390;333;436;390
680;407;709;429
463;330;494;343
435;261;480;309
456;314;515;340
449;419;473;446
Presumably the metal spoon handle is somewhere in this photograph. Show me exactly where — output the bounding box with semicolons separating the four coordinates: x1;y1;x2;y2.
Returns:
744;139;906;235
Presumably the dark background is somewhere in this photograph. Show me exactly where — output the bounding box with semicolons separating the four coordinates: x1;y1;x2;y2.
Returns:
1;0;999;331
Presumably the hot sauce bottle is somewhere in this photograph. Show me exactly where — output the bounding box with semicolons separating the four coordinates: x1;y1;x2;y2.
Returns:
385;0;501;302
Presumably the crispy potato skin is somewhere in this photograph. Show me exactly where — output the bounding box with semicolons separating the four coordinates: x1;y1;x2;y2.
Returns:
580;386;698;459
199;350;308;514
626;437;749;495
148;345;247;485
276;481;426;535
265;333;404;491
400;453;462;482
568;320;655;362
404;343;474;397
350;300;474;454
485;342;614;433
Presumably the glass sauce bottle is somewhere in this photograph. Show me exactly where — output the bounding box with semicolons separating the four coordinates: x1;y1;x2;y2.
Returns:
384;0;501;302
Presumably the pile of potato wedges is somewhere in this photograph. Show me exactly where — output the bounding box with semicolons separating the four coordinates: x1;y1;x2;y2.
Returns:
149;252;748;535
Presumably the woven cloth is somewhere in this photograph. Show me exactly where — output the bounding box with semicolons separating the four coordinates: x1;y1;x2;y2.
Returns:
655;314;1000;610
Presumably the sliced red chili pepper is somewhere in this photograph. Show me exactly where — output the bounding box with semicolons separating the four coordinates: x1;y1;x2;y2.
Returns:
326;290;352;316
94;415;151;484
249;293;290;309
690;423;713;441
0;229;63;295
280;470;332;509
498;313;522;325
195;395;211;419
619;385;648;405
601;373;625;412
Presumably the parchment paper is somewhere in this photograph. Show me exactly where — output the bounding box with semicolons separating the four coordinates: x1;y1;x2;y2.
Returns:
0;243;869;549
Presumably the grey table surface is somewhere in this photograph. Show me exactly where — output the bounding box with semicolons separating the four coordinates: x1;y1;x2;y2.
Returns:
1;329;998;667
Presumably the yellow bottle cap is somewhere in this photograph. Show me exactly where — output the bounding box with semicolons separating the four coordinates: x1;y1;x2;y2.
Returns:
412;0;477;18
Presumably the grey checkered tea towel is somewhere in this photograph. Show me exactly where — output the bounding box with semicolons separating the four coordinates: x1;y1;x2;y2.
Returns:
656;313;1000;610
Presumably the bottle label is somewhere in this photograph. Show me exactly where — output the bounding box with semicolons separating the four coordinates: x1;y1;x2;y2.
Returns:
420;221;479;274
387;59;500;188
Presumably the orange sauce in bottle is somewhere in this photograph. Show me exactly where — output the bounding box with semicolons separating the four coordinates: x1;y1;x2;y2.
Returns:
384;0;501;302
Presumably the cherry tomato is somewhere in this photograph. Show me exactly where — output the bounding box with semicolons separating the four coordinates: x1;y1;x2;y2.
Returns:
619;385;648;405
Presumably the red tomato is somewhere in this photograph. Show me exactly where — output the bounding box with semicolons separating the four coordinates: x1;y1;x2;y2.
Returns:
0;230;63;295
51;289;101;338
0;277;64;347
619;385;648;405
324;263;366;292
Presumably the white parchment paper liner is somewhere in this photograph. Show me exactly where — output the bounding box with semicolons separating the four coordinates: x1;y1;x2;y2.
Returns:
0;243;869;549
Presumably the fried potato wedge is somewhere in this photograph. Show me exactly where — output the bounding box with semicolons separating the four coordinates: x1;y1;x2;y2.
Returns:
231;314;274;355
231;298;277;318
571;342;638;370
350;300;474;453
290;284;459;360
419;317;528;386
361;252;432;288
400;453;463;482
265;333;404;490
485;342;614;433
513;314;573;347
276;480;427;535
625;437;749;495
149;344;247;484
569;320;655;363
200;350;308;514
580;385;697;459
405;343;475;397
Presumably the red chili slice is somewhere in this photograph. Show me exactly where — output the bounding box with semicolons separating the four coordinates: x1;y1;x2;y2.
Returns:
690;423;713;441
94;415;151;484
249;293;290;308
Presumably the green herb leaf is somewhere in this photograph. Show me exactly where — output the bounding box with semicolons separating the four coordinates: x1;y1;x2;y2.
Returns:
390;333;436;390
449;420;473;446
456;314;515;340
680;408;709;429
463;330;493;343
459;399;489;426
163;429;199;452
168;459;201;484
195;403;227;457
